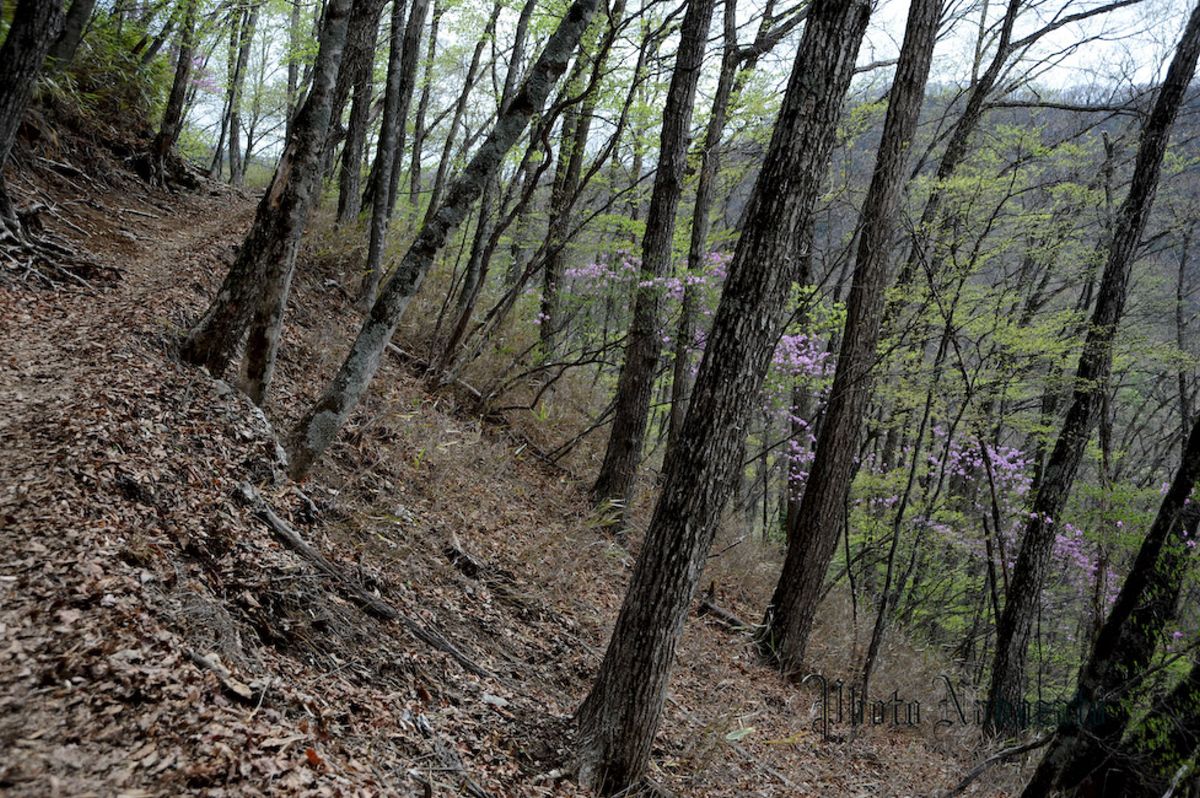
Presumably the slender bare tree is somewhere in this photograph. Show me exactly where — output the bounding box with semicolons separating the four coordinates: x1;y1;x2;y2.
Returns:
287;0;603;479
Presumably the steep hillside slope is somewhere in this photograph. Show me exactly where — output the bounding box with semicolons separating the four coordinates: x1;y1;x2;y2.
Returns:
0;163;1017;796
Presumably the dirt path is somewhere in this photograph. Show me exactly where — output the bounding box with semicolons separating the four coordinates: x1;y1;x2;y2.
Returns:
0;193;251;507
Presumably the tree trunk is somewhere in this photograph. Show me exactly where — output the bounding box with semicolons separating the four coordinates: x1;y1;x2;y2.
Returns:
180;0;355;396
287;0;602;480
665;0;737;452
46;0;96;69
149;0;196;184
382;0;431;214
758;0;941;676
572;1;870;792
537;91;583;358
1021;411;1200;797
664;0;799;453
358;0;431;307
226;15;243;185
1105;656;1200;797
228;4;260;187
1179;230;1193;456
335;0;384;225
590;0;719;515
209;48;233;181
285;0;302;141
0;0;65;235
319;0;379;182
407;0;440;212
356;0;425;308
987;0;1200;737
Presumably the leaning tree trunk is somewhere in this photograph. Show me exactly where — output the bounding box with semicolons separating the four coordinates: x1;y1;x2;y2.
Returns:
179;0;354;397
986;0;1200;737
758;0;941;677
665;0;806;452
0;0;66;235
357;0;430;307
573;1;871;792
589;0;719;516
149;0;197;186
287;0;602;480
1106;655;1200;797
46;0;96;69
356;0;422;308
1021;408;1200;797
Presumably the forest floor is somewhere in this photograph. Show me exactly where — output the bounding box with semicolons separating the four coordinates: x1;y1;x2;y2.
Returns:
0;152;1027;796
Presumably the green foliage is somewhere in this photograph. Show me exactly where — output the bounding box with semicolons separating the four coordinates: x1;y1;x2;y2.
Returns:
44;13;173;128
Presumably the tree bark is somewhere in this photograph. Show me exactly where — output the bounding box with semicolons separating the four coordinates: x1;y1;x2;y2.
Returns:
1021;410;1200;797
149;0;196;184
758;0;941;676
407;0;440;211
335;2;381;225
46;0;96;69
287;0;602;480
383;0;431;214
356;0;422;306
572;1;871;792
987;0;1200;737
1105;656;1200;797
358;0;430;307
319;0;383;183
228;3;260;187
180;0;355;395
665;2;805;453
665;0;738;454
0;0;65;235
590;0;719;515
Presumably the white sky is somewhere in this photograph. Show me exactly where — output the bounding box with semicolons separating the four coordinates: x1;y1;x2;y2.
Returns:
863;0;1190;92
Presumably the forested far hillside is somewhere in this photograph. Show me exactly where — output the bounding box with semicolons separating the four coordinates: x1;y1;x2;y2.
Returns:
2;0;1200;795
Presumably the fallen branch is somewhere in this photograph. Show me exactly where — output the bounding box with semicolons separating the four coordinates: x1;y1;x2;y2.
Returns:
185;649;263;706
237;483;496;680
939;734;1052;797
118;206;162;220
697;583;753;633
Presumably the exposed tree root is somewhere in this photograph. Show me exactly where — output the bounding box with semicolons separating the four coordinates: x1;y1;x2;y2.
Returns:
0;187;114;289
